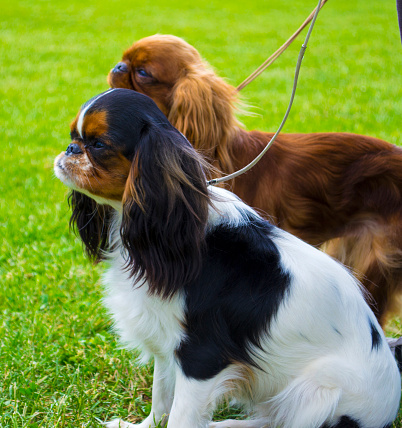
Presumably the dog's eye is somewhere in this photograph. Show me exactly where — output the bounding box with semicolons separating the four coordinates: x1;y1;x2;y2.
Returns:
136;68;151;78
93;141;105;149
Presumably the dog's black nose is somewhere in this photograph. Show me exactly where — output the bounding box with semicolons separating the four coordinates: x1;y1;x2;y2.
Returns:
112;62;129;73
66;143;83;156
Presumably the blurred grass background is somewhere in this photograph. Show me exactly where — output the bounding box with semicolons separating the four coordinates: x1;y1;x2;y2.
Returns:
0;0;401;426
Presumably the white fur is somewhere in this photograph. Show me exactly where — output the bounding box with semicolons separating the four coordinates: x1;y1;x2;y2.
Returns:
102;187;400;428
103;222;184;427
208;186;256;227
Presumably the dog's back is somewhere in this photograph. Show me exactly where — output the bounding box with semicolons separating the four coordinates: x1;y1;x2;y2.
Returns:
202;186;400;428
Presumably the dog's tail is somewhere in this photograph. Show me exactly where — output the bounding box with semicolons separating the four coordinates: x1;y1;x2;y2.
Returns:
268;355;400;428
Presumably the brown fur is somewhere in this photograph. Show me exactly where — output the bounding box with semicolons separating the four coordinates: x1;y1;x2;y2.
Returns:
83;110;108;138
108;35;402;325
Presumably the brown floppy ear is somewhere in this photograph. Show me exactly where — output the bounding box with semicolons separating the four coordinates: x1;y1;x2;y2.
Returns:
68;191;112;262
168;65;239;175
120;124;210;298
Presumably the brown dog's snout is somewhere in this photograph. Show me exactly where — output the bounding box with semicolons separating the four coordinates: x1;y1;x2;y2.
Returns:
112;61;128;73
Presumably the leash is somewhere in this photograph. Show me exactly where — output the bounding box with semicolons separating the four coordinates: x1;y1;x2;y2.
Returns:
236;0;329;92
207;0;324;187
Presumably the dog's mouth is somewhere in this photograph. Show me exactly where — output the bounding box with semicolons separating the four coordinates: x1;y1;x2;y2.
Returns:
54;152;85;191
54;152;67;176
56;157;64;171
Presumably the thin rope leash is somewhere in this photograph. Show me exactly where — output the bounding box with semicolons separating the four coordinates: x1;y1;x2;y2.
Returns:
207;0;324;187
236;0;329;92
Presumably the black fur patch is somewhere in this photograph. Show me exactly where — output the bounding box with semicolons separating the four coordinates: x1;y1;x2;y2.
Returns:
323;415;361;428
369;319;381;351
176;214;291;380
68;191;112;262
395;344;402;372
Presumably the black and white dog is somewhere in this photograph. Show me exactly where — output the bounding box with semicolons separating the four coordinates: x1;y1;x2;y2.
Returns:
54;89;401;428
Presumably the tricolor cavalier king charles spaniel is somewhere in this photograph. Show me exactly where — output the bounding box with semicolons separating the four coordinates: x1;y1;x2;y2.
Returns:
54;89;400;428
108;34;402;327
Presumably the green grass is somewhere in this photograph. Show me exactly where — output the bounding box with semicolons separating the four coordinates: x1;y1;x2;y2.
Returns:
0;0;401;426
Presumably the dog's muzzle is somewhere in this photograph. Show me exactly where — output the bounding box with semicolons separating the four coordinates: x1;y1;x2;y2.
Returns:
112;62;128;73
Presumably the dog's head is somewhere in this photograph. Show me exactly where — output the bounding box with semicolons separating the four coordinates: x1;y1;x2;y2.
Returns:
108;35;202;116
54;88;210;296
108;34;239;172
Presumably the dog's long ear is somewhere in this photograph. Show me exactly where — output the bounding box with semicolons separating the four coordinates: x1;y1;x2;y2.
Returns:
69;191;111;262
121;124;210;298
168;65;239;175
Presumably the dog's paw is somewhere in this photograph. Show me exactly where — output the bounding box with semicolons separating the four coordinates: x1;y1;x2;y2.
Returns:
103;419;136;428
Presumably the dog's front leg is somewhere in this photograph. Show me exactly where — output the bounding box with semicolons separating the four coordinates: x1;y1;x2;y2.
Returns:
167;367;216;428
105;357;175;428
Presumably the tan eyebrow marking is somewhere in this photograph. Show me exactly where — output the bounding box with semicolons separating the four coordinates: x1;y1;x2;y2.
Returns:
77;89;115;137
83;110;108;138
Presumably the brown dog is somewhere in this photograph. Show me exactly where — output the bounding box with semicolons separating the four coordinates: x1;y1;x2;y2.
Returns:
108;34;402;326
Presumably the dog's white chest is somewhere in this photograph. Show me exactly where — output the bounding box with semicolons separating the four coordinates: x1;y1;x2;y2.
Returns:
102;255;185;361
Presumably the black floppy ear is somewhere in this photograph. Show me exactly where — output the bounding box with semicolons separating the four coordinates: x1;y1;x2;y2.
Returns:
69;191;112;262
120;124;210;297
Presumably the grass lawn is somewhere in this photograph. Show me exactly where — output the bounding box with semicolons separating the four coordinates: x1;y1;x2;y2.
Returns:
0;0;401;426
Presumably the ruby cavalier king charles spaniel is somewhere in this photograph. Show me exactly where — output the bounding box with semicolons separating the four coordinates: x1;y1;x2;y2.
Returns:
108;35;402;327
